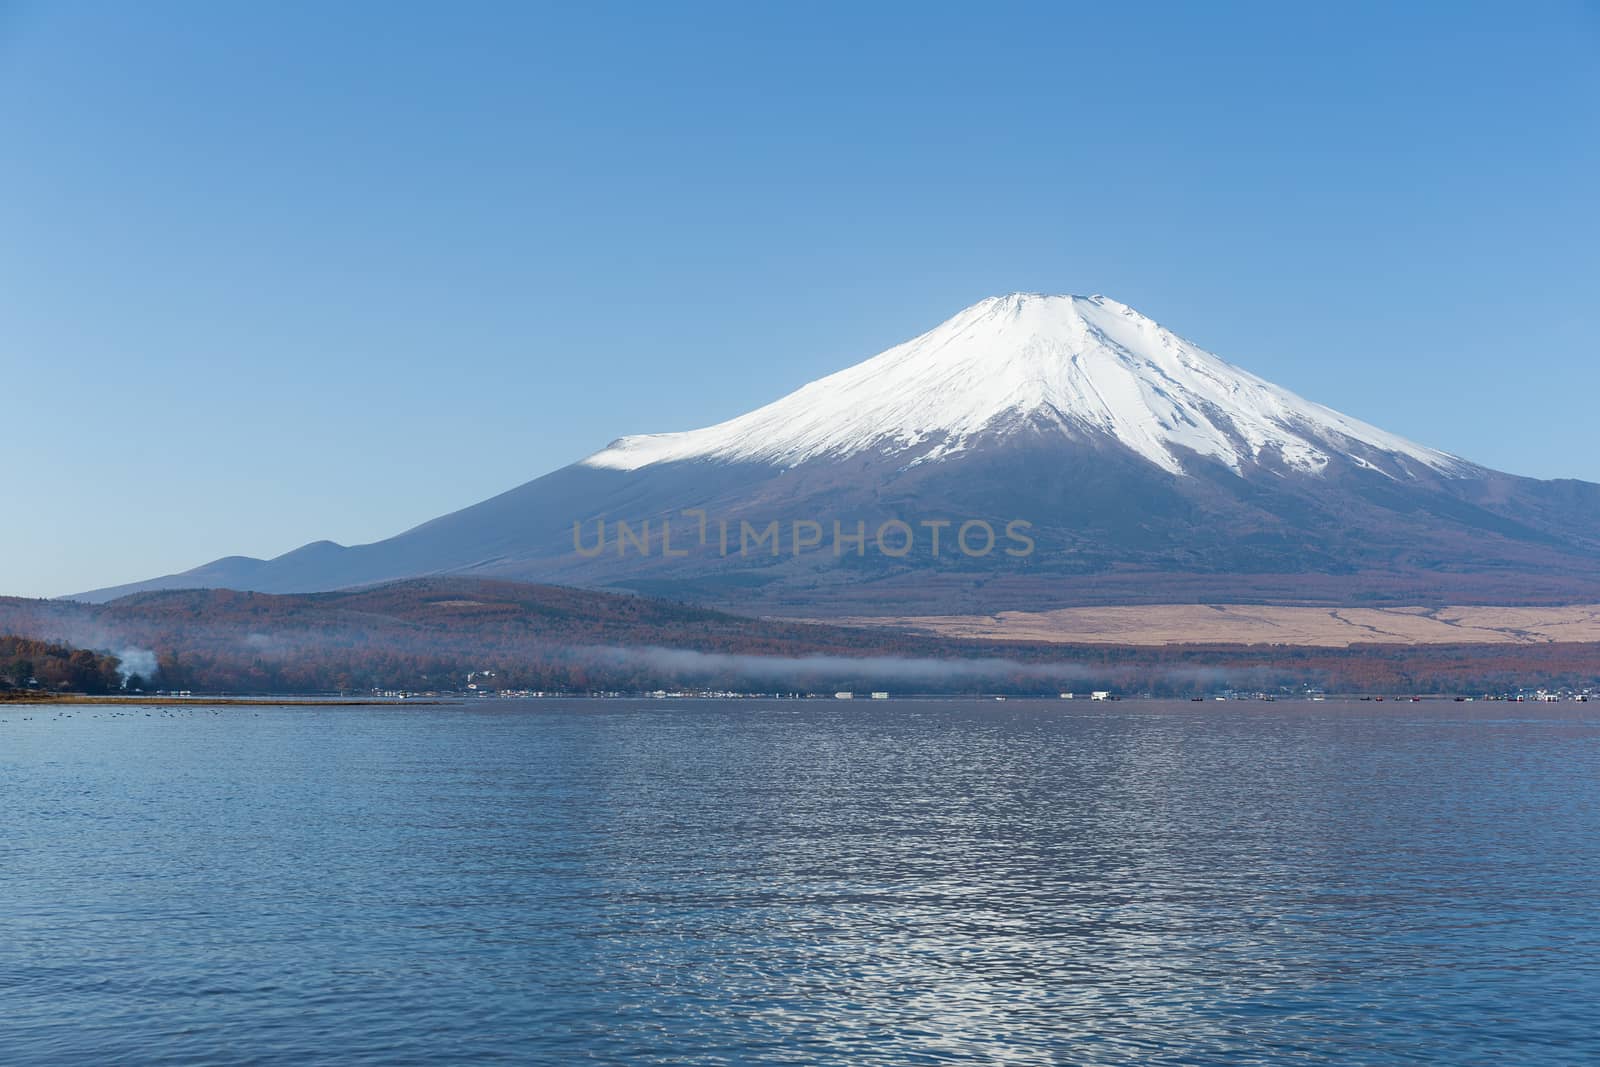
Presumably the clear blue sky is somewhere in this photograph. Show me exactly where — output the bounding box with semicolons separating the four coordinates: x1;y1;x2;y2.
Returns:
3;1;1596;598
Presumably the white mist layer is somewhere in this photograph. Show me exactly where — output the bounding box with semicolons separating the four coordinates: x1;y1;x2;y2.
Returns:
582;293;1469;478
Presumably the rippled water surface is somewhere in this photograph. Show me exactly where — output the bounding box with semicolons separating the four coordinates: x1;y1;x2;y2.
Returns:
3;699;1598;1064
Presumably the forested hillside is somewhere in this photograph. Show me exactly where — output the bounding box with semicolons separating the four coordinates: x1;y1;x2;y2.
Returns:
0;636;126;693
1;578;1597;696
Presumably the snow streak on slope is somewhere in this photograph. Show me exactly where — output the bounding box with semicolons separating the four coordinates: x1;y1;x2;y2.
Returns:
582;294;1470;478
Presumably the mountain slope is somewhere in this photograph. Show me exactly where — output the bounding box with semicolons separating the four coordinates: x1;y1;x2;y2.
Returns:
76;294;1600;611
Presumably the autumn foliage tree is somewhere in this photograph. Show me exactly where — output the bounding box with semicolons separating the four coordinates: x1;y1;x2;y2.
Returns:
0;636;123;693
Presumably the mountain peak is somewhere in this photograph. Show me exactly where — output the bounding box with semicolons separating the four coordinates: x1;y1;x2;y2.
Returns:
967;291;1100;322
975;291;1128;318
582;294;1469;480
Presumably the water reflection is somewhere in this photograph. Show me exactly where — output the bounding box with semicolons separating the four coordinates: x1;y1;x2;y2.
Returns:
1;700;1597;1063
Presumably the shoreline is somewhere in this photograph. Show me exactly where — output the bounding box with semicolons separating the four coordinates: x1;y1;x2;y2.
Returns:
0;693;444;706
3;692;1588;706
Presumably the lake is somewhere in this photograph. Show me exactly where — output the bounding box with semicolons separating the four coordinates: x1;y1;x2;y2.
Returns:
2;699;1597;1064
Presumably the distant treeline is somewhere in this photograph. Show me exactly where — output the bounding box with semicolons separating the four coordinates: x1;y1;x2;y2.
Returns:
0;635;125;694
1;579;1598;696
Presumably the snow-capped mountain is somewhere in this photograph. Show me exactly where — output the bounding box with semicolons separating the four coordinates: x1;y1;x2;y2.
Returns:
77;294;1600;613
586;294;1468;480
